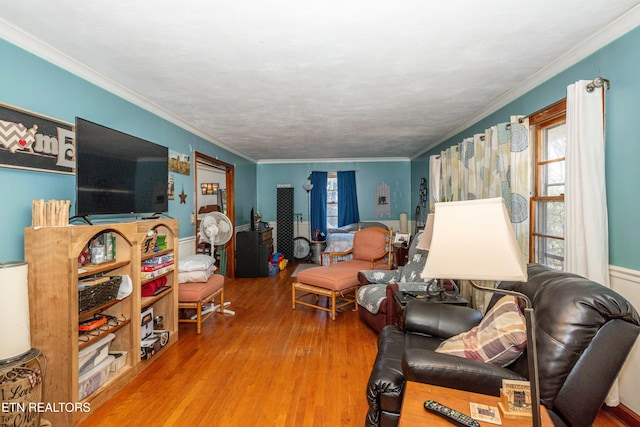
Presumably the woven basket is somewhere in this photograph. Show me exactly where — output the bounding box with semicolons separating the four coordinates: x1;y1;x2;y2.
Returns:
78;276;122;313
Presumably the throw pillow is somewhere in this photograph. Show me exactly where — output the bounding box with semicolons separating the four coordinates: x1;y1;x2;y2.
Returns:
178;254;216;272
435;295;527;367
178;268;215;283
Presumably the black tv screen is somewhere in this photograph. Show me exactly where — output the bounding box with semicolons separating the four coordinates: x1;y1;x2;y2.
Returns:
75;117;169;216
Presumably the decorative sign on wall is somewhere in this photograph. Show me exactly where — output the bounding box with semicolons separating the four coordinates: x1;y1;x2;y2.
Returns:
375;181;391;218
0;102;75;174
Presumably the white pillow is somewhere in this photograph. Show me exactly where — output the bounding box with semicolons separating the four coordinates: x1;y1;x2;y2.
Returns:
179;269;214;283
178;254;216;272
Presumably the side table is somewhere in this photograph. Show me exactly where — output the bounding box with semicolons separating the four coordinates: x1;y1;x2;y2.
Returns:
393;243;409;268
310;240;326;264
393;291;468;329
399;381;553;426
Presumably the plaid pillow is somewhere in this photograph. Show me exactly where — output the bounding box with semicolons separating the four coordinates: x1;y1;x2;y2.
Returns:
435;296;527;367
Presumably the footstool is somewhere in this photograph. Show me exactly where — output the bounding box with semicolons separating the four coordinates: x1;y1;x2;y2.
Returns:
292;265;361;320
178;274;224;334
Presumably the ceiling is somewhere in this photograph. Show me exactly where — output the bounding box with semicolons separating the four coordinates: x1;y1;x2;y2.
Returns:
1;1;640;162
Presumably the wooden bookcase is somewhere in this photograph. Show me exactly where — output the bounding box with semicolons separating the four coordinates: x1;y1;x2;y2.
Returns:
24;218;179;426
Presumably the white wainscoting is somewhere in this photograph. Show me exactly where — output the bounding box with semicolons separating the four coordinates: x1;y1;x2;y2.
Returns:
609;265;640;414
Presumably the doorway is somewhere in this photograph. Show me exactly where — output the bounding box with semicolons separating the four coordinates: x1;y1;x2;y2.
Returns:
194;151;235;277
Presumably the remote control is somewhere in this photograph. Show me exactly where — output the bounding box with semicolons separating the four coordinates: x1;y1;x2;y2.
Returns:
424;400;480;427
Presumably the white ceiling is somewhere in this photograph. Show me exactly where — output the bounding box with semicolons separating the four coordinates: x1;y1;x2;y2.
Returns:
1;1;640;162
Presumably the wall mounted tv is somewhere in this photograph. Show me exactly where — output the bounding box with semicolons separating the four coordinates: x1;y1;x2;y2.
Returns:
75;117;169;217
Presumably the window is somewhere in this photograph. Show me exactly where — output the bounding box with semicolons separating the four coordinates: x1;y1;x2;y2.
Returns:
529;100;566;270
326;173;338;230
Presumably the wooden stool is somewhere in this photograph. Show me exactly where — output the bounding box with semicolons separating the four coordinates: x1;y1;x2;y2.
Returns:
292;266;360;320
178;274;224;334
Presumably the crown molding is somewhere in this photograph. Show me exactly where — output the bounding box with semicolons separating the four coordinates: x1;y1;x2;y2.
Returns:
0;18;256;164
411;5;640;160
257;157;410;164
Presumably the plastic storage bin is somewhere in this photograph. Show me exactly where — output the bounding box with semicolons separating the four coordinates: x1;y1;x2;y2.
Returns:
109;351;127;372
78;333;115;376
78;355;114;400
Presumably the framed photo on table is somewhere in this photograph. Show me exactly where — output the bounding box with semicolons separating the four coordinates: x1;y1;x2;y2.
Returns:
394;233;410;244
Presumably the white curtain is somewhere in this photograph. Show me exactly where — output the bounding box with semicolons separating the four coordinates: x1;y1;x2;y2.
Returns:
430;117;531;311
428;155;441;209
565;80;615;404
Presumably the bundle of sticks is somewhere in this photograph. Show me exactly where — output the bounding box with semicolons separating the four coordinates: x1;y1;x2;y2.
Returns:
32;199;71;226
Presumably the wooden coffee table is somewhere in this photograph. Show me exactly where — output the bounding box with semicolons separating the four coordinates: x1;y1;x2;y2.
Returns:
399;381;553;426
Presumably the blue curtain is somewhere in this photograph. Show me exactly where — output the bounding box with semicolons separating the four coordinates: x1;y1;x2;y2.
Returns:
310;171;327;238
338;170;359;226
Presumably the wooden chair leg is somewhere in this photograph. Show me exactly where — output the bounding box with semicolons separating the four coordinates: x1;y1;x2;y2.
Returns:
196;302;202;334
331;292;336;320
292;283;296;310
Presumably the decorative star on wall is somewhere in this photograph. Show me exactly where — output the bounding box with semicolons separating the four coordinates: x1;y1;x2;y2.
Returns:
179;185;187;204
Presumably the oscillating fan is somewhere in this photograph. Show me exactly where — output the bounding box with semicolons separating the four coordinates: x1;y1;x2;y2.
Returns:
197;211;235;316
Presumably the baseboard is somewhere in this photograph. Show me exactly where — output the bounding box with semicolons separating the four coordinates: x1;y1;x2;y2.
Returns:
604;403;640;427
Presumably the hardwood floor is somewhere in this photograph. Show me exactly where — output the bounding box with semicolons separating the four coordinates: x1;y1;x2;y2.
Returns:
80;262;626;427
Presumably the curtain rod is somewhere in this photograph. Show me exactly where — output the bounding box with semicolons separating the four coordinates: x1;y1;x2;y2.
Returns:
586;76;610;92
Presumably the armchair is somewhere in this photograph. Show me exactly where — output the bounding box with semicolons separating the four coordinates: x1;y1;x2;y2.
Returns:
356;230;433;332
365;264;640;427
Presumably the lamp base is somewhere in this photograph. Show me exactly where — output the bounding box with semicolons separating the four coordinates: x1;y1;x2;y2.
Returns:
426;279;459;301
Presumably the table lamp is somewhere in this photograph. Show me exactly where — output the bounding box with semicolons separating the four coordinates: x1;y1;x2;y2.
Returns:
420;198;541;427
417;213;460;300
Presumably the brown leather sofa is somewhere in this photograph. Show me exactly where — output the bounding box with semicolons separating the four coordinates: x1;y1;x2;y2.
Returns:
365;263;640;427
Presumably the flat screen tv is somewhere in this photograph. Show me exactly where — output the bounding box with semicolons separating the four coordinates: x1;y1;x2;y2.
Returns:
75;117;169;217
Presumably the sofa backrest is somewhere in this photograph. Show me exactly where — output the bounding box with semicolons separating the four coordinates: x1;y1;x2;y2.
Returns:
494;263;640;426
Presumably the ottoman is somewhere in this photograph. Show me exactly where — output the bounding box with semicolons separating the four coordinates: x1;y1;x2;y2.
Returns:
292;265;361;320
178;274;224;334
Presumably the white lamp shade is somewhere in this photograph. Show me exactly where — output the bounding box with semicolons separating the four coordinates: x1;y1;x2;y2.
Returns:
421;198;527;282
416;213;434;250
0;261;31;361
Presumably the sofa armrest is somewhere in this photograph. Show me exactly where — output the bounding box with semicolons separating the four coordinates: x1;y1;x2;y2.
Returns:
402;349;526;396
404;299;482;338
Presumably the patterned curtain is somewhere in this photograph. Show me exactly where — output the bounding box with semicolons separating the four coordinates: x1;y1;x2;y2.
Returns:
429;117;531;311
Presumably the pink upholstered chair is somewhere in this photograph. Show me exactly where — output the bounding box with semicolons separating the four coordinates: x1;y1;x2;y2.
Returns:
292;227;392;320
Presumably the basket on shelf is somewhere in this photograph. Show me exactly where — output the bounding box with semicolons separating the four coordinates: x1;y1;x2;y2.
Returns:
78;276;122;313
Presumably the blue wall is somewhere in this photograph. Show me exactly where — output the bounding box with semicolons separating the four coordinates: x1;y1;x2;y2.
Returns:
257;160;411;223
412;25;640;271
0;38;257;262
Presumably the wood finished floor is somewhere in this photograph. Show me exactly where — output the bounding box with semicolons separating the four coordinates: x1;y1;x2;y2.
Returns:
80;262;626;427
